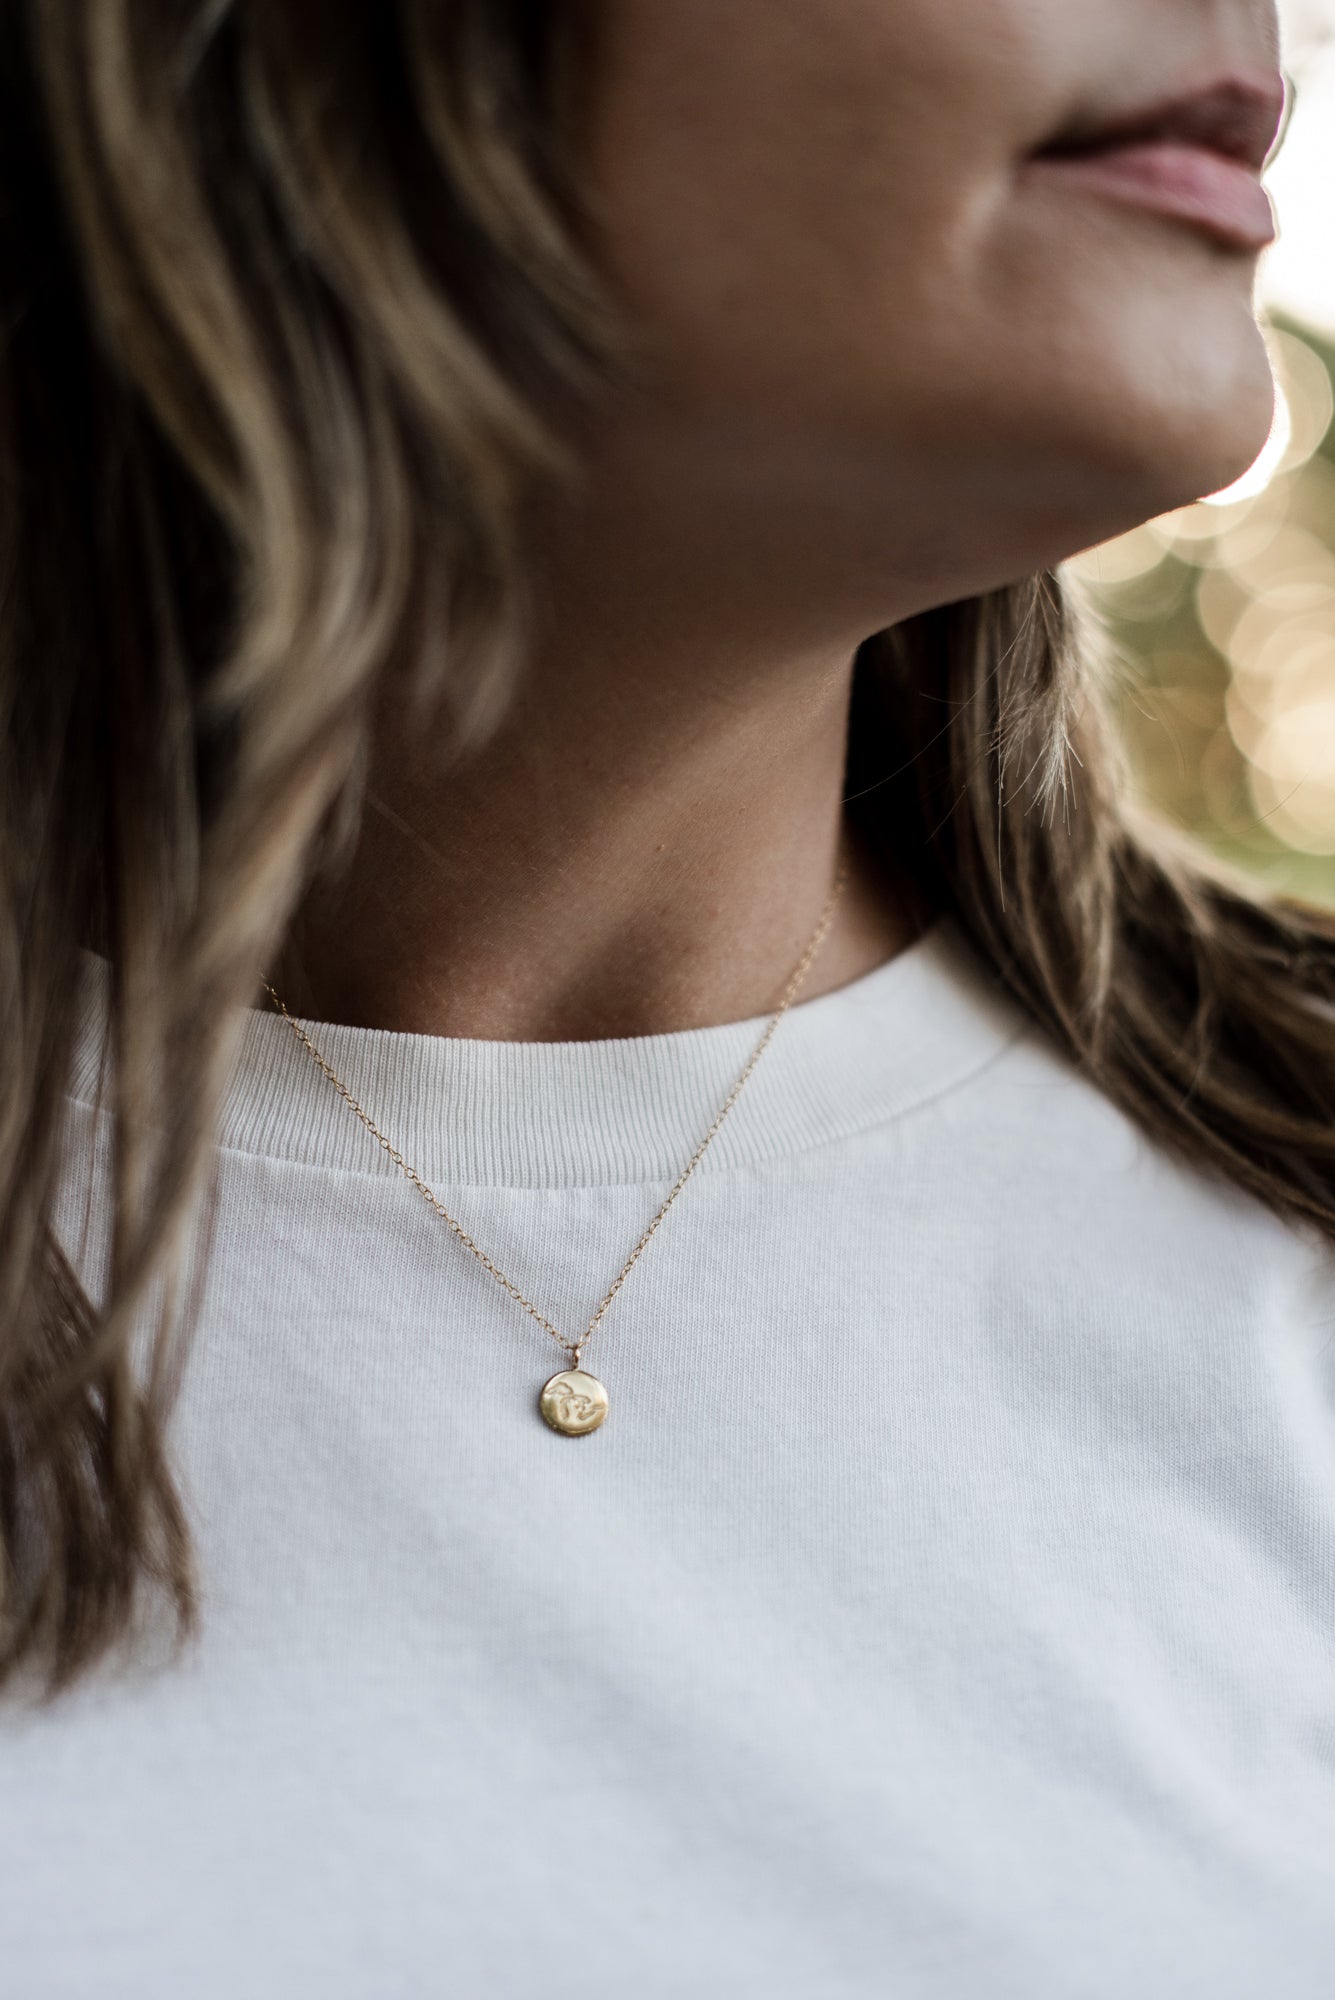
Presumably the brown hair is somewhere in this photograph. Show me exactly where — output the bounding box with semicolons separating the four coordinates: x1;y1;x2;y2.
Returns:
3;0;1334;1698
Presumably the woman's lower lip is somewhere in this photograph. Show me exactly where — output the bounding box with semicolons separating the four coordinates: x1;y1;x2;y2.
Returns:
1027;140;1276;252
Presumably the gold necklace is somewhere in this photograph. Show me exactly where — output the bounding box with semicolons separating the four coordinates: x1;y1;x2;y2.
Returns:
264;854;847;1436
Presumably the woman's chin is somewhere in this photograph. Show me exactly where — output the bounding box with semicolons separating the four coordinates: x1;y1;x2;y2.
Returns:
1113;335;1278;511
990;278;1276;526
1056;381;1277;549
1168;388;1278;501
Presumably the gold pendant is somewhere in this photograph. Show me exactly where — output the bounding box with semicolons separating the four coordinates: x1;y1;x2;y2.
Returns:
539;1369;609;1436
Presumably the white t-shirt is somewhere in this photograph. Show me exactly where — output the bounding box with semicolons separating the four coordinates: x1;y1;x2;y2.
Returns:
4;915;1335;1998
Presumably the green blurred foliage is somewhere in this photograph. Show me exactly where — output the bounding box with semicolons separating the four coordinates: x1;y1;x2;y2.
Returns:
1065;315;1335;905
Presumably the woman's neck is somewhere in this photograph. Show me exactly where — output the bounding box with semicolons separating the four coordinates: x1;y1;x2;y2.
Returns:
273;445;927;1040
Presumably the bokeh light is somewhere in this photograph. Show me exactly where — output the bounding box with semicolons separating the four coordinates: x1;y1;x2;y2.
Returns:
1064;5;1335;902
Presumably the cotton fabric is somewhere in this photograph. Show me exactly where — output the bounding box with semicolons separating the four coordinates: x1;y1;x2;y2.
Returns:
4;916;1335;1998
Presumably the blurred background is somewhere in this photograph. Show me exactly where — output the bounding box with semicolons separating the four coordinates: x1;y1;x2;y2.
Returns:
1065;0;1335;900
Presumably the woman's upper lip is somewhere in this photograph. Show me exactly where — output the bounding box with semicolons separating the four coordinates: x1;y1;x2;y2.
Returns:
1032;73;1288;175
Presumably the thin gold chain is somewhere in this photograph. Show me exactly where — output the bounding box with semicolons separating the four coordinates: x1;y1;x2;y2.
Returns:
264;852;848;1369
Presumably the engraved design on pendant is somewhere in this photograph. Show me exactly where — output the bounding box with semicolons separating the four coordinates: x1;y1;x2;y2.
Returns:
539;1369;609;1436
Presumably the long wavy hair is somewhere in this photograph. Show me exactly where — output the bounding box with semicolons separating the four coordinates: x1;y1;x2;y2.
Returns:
4;0;1335;1698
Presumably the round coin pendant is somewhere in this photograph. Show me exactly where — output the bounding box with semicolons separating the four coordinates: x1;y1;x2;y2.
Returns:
539;1369;609;1436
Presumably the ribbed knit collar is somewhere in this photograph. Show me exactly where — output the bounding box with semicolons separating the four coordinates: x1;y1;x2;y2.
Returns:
70;916;1026;1190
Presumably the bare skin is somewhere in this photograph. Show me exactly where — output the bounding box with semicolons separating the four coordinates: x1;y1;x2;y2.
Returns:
276;0;1281;1040
279;459;922;1039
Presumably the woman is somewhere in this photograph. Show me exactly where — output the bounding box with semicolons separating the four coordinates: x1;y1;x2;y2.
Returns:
3;0;1332;1991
